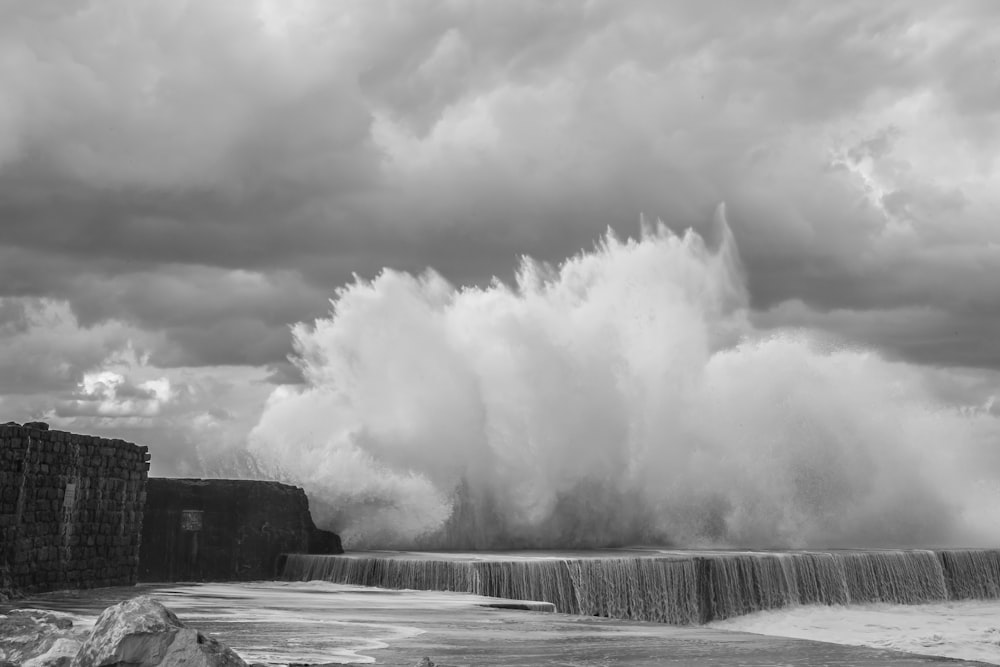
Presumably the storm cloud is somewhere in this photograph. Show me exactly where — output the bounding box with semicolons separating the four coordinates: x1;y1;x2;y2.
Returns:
1;0;997;472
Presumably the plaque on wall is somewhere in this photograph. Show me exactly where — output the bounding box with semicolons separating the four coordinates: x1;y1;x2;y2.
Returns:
180;509;204;531
63;482;76;509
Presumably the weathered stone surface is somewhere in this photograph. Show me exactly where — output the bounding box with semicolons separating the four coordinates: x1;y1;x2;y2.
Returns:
23;637;82;667
72;596;246;667
0;609;85;666
0;423;148;594
139;479;342;583
308;527;343;556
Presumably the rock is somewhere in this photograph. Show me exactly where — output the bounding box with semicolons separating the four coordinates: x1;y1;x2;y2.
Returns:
23;637;82;667
72;596;247;667
0;610;84;666
414;659;435;667
0;588;20;604
23;421;49;431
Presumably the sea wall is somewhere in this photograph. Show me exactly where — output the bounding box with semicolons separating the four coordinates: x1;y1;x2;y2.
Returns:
281;549;1000;625
139;478;342;582
0;422;149;594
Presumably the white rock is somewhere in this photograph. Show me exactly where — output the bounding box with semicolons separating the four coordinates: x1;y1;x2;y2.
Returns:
0;610;84;665
72;595;247;667
23;637;82;667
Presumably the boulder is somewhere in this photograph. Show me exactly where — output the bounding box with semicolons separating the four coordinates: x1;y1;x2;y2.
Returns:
72;596;246;667
0;610;84;666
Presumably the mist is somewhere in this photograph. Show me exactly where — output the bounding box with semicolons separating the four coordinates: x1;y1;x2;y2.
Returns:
248;207;999;549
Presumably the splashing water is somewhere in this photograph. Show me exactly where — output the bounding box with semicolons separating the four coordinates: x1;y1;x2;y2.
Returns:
279;549;1000;624
248;206;999;549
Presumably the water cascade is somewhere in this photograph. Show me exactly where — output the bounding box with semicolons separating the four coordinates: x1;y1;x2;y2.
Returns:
281;549;1000;623
937;549;1000;599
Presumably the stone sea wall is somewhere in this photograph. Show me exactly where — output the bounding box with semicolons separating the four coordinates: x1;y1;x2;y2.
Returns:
0;422;149;594
139;478;342;582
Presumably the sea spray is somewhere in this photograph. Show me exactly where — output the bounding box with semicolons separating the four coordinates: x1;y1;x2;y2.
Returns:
249;207;997;549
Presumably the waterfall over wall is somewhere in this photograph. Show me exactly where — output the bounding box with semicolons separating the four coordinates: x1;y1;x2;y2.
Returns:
281;549;1000;624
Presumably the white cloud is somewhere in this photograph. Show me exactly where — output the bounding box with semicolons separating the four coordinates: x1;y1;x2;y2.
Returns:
58;344;174;418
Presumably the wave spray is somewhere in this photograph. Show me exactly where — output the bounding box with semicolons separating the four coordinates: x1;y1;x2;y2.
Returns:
249;207;998;549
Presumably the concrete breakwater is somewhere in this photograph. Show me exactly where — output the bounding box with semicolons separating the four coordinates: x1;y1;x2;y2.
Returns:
281;548;1000;624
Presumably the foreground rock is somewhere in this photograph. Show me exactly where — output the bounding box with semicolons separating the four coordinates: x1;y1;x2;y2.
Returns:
0;609;85;667
72;596;247;667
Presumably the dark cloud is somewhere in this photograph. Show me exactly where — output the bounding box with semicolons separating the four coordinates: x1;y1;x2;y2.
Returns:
0;298;153;396
66;268;329;367
754;302;1000;372
1;0;998;468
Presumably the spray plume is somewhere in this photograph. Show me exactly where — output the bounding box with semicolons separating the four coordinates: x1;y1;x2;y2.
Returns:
249;207;998;549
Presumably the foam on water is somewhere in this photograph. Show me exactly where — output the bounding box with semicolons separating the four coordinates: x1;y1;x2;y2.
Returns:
247;206;1000;550
16;580;993;666
710;599;1000;665
2;581;547;665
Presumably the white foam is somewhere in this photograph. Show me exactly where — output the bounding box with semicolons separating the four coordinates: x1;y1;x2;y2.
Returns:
247;208;1000;549
710;599;1000;665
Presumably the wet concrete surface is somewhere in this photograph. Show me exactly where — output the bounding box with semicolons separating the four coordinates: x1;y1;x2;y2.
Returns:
1;581;991;666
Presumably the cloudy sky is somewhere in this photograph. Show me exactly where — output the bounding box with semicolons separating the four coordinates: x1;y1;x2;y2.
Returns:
2;0;998;476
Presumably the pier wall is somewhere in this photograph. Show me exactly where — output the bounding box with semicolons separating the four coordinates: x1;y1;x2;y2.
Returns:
0;422;149;594
139;478;342;582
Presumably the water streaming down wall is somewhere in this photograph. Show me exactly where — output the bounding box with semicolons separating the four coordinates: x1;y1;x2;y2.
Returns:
938;549;1000;599
280;549;1000;624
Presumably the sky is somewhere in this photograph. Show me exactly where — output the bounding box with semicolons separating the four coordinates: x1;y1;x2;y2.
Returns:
1;0;998;478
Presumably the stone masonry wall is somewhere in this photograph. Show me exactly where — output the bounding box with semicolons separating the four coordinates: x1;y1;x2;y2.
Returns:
139;478;342;582
0;422;149;594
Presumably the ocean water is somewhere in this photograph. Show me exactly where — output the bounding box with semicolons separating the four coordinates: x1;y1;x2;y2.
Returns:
6;581;999;665
710;599;1000;665
3;581;512;664
276;549;1000;664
